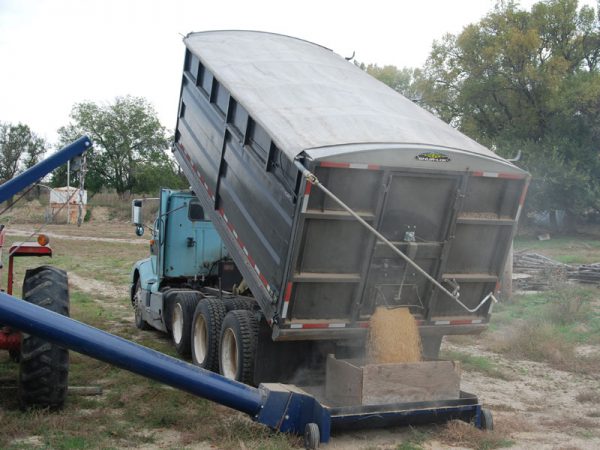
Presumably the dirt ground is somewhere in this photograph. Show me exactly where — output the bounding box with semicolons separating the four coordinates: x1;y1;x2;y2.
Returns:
1;219;599;449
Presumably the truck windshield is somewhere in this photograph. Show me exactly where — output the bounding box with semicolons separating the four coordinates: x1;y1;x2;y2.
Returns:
188;200;205;221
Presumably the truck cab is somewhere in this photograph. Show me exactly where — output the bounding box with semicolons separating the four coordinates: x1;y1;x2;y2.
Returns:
130;189;232;337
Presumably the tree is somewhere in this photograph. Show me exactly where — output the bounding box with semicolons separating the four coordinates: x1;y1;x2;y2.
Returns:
0;122;47;183
55;96;176;196
355;62;421;100
413;0;600;223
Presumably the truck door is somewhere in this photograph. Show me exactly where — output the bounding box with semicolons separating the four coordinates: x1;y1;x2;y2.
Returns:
162;194;226;278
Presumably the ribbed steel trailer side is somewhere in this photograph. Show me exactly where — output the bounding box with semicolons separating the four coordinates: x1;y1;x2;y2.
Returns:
173;31;528;345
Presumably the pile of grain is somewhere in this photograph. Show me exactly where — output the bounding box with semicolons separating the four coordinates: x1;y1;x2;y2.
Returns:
368;306;422;364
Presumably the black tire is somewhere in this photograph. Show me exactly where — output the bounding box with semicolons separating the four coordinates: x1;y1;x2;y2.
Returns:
170;292;198;357
480;408;494;431
133;280;151;330
191;298;226;371
19;265;69;410
219;310;258;384
304;423;320;450
223;297;255;312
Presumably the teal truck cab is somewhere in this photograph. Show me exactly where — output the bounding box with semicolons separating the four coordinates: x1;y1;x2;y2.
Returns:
130;188;248;358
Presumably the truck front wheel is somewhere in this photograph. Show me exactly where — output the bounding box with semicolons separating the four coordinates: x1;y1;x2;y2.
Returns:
133;280;150;330
219;310;258;384
191;298;226;372
19;265;70;410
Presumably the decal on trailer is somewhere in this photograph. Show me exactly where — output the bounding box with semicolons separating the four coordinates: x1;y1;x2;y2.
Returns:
416;152;451;162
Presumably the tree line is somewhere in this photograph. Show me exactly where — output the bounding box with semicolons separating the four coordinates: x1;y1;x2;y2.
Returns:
0;96;186;198
360;0;600;226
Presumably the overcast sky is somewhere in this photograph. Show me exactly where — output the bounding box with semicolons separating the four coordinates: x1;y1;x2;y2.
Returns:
0;0;597;145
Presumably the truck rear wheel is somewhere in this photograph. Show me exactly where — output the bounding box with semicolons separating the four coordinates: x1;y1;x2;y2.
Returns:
170;292;198;356
223;297;255;312
191;298;226;371
19;265;69;410
219;310;258;384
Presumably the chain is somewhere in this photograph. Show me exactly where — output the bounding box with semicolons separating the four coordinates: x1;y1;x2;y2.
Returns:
77;154;87;227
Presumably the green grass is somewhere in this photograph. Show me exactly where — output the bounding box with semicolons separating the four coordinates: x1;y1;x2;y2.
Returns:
514;236;600;264
489;285;600;374
493;286;600;345
441;350;510;380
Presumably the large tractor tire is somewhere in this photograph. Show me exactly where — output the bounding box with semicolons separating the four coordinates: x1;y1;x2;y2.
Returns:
19;265;70;410
219;310;258;384
191;298;226;372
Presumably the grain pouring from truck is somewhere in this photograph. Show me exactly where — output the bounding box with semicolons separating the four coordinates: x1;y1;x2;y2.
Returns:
130;30;528;390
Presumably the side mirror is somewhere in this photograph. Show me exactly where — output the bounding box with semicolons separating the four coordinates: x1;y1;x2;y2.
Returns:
135;225;144;237
132;199;143;226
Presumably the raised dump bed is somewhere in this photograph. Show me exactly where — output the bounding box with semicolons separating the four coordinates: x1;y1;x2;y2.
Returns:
173;30;529;360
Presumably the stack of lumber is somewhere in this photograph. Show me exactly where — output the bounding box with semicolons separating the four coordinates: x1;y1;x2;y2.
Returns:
567;263;600;284
513;251;600;290
513;252;567;290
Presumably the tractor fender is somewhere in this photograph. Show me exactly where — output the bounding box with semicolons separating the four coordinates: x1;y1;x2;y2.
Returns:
130;257;156;306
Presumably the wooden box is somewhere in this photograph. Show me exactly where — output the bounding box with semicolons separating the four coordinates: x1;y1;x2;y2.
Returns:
325;355;461;406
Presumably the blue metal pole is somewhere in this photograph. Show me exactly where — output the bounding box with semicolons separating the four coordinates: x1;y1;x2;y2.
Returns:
0;136;92;204
0;292;263;415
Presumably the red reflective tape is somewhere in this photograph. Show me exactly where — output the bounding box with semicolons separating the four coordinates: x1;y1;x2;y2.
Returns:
472;171;484;177
302;323;329;329
519;182;529;206
321;161;350;168
304;183;312;195
247;254;255;266
259;273;268;286
227;222;234;232
495;281;501;293
449;319;479;325
357;322;370;328
367;164;380;170
218;208;225;217
284;282;293;302
498;172;526;180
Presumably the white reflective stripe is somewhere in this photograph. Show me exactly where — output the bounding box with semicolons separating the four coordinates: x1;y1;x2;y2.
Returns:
482;172;499;178
223;213;229;223
349;163;368;169
281;302;289;319
254;265;260;275
301;195;310;213
232;229;238;239
328;323;346;328
471;319;483;324
243;247;249;256
435;320;451;325
516;204;523;221
290;323;303;329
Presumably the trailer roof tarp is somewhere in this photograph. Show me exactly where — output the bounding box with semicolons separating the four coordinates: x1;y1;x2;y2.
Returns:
184;30;502;162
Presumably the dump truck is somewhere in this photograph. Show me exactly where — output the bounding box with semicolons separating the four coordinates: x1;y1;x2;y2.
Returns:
131;30;529;388
0;31;527;448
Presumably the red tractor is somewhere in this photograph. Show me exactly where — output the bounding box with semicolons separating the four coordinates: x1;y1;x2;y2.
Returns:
0;136;90;409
